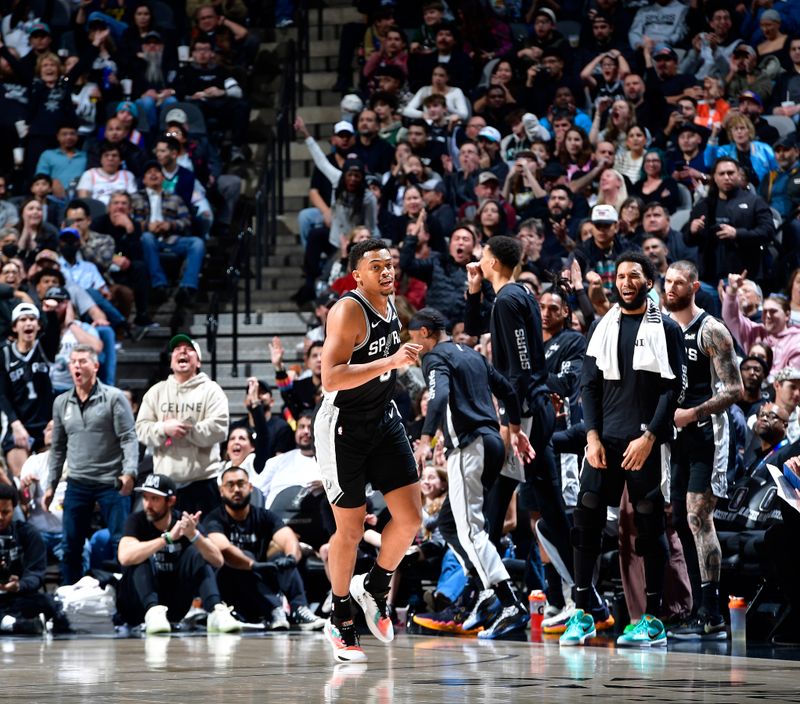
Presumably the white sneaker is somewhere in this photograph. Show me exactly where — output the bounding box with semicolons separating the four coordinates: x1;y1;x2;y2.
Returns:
543;603;576;635
144;605;171;635
350;573;393;643
207;603;242;633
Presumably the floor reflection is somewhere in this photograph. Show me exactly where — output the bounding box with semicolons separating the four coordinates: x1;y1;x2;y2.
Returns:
0;632;799;703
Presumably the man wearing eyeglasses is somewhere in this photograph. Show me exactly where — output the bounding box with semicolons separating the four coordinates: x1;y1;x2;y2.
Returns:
743;403;798;477
204;466;325;631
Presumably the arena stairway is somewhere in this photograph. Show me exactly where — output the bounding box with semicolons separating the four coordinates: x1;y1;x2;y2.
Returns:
115;2;357;418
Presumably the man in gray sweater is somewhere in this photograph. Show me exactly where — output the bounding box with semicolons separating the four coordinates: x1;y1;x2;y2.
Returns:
44;344;138;585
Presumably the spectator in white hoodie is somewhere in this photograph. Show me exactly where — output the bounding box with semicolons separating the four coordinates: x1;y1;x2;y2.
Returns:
135;334;229;516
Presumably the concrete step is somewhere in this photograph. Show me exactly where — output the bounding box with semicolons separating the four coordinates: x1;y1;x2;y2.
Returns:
310;5;362;25
302;71;338;92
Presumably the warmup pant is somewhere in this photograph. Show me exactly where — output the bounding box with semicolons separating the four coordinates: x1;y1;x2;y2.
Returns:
116;546;220;625
618;486;693;622
437;431;510;589
521;396;574;583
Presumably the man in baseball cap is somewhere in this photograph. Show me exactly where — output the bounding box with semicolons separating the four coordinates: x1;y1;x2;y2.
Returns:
117;472;242;635
169;333;202;362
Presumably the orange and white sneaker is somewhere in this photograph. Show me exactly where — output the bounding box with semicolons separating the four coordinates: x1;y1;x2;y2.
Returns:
350;573;394;643
324;619;368;663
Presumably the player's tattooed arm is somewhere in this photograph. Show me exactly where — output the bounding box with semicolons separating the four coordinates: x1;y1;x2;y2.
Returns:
694;318;743;422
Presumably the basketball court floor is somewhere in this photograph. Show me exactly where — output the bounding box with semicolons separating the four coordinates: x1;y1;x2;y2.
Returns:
3;629;799;703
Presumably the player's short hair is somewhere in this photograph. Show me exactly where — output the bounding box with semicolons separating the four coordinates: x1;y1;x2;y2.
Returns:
349;239;387;272
668;260;698;283
485;235;522;272
615;250;656;284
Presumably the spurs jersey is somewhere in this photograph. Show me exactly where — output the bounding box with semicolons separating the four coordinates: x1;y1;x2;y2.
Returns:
0;341;53;433
678;310;718;410
322;290;401;416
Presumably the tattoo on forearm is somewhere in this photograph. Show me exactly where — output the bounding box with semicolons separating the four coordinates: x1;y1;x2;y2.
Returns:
687;490;721;583
694;320;743;421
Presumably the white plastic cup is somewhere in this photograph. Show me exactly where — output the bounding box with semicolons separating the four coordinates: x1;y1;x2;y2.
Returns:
121;78;132;96
178;45;190;62
14;120;27;139
13;147;24;166
782;100;796;108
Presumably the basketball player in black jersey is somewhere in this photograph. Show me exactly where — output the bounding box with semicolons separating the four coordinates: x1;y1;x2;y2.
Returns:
664;261;743;639
316;239;423;663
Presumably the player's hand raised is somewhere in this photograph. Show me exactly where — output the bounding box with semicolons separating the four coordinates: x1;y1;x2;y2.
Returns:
466;262;483;294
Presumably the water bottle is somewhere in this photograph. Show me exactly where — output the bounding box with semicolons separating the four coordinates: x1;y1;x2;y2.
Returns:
728;596;746;642
528;590;546;632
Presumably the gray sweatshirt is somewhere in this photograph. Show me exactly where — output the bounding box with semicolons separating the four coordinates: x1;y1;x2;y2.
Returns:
47;382;139;489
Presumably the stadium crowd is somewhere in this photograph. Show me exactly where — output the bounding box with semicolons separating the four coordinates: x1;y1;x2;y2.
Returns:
1;0;800;651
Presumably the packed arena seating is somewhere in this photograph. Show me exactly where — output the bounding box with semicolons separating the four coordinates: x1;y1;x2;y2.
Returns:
0;0;799;649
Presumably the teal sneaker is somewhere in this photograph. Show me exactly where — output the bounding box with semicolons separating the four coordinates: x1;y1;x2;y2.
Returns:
616;614;667;648
559;609;596;646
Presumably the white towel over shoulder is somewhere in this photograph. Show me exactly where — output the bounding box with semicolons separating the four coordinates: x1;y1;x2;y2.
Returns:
586;299;674;381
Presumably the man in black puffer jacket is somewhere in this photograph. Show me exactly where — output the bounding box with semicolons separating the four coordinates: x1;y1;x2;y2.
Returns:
683;156;775;284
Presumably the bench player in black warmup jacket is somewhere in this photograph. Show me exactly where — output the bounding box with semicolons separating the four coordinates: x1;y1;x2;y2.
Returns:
315;239;423;663
408;307;535;638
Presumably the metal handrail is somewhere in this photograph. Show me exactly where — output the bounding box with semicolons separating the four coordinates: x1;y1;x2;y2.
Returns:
254;26;299;286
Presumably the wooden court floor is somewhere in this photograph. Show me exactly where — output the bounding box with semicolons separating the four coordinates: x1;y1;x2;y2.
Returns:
1;631;799;703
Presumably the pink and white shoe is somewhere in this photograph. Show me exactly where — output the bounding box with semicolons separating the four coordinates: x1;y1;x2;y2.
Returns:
324;619;368;663
350;573;394;643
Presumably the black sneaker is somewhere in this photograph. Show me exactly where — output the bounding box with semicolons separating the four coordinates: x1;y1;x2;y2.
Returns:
668;613;726;640
291;605;325;631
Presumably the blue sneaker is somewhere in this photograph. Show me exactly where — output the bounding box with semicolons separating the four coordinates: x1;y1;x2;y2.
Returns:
616;614;667;647
462;589;502;631
559;609;596;646
477;603;530;639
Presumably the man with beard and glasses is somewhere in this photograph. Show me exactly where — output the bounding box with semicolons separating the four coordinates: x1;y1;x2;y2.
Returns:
560;251;687;648
315;239;423;663
205;466;325;631
115;473;240;635
129;31;179;133
663;261;742;640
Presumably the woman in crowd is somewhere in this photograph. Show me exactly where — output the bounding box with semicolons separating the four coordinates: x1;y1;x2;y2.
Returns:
473;59;519;114
386;184;444;250
631;147;681;213
618;196;645;240
17;198;58;269
403;64;470;122
757;9;791;71
475;198;508;240
382;151;428;219
502;151;543;213
614;125;648;184
705;113;777;187
591;98;636;149
558;127;594;181
595;168;628;212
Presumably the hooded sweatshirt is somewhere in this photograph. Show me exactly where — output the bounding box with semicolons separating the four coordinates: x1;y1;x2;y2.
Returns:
136;371;229;484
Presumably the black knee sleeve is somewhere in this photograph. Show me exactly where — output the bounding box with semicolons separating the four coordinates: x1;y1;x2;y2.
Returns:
571;492;605;553
633;498;666;557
